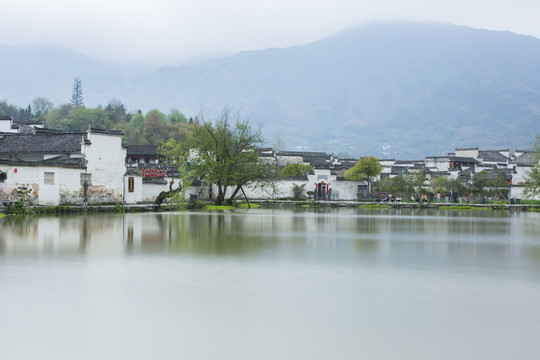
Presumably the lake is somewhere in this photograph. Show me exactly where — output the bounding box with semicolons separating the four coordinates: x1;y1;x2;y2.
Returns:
1;208;540;360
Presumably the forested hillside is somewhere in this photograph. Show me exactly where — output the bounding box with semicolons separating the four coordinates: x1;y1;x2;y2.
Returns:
0;100;196;146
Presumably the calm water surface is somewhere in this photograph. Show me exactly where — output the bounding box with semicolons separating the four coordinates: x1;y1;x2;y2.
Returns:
1;208;540;360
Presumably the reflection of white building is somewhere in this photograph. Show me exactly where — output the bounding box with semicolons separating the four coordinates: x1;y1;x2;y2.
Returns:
0;215;125;255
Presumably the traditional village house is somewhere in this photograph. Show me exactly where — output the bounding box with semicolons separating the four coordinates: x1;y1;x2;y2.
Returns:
0;127;126;205
0;115;44;134
511;151;534;185
125;145;160;168
389;160;425;178
193;150;366;201
273;151;367;200
379;159;396;177
509;151;540;200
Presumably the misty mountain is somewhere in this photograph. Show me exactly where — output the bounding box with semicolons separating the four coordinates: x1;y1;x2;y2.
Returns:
1;23;540;158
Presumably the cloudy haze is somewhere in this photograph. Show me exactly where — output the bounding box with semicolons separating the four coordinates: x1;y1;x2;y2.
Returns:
2;0;540;65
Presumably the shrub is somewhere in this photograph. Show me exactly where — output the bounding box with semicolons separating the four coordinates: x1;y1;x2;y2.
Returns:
292;184;306;200
7;201;34;215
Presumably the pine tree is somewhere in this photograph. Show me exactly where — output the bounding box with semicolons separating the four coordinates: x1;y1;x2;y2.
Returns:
71;78;84;107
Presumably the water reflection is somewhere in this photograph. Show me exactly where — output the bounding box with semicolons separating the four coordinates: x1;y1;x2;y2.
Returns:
1;209;540;271
2;208;540;360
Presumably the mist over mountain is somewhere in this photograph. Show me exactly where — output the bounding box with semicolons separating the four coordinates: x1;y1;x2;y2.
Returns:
1;23;540;158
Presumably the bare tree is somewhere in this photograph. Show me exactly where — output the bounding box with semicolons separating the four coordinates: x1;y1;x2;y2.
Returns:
31;97;53;115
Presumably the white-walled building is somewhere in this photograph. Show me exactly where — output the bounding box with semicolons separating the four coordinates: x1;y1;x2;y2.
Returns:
0;128;126;205
0;115;44;134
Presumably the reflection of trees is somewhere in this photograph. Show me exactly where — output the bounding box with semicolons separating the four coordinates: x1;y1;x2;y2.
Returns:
0;216;39;253
446;213;510;237
3;209;539;265
353;216;380;252
1;215;38;236
164;212;271;256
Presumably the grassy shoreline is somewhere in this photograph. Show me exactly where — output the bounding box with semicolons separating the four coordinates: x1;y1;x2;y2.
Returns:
2;199;539;216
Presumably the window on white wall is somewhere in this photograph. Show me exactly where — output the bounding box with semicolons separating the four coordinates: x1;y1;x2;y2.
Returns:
44;172;55;185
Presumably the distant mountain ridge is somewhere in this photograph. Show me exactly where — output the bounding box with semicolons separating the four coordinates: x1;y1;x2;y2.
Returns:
1;23;540;158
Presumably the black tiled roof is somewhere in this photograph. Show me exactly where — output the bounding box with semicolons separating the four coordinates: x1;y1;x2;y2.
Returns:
390;166;410;175
0;133;84;154
394;160;423;164
332;159;357;170
479;150;508;163
277;151;328;157
448;156;478;163
425;169;450;176
89;128;122;135
510;152;537;166
0;155;86;169
277;151;332;169
126;145;159;156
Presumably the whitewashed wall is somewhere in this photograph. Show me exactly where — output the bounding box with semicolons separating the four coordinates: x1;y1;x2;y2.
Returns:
455;148;479;159
512;165;533;185
510;186;540;200
425;157;449;172
83;131;127;204
1;130;128;206
141;180;171;203
123;175;144;204
188;177;365;202
0;118;14;133
0;164;84;205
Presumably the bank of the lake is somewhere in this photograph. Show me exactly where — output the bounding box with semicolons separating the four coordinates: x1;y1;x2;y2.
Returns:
2;199;540;216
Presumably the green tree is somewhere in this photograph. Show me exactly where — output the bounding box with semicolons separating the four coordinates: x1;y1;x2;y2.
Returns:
17;105;33;122
433;176;465;200
408;169;430;197
167;109;188;123
154;139;191;207
373;170;428;199
344;156;383;195
292;183;307;200
105;100;129;125
44;105;120;132
472;170;509;199
60;107;112;132
490;170;511;199
143;109;167;144
45;104;73;129
121;112;146;144
188;108;276;206
372;176;397;195
281;163;313;177
0;100;19;117
71;78;84;107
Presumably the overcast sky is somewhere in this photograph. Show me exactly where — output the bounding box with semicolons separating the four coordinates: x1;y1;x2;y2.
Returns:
2;0;540;65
